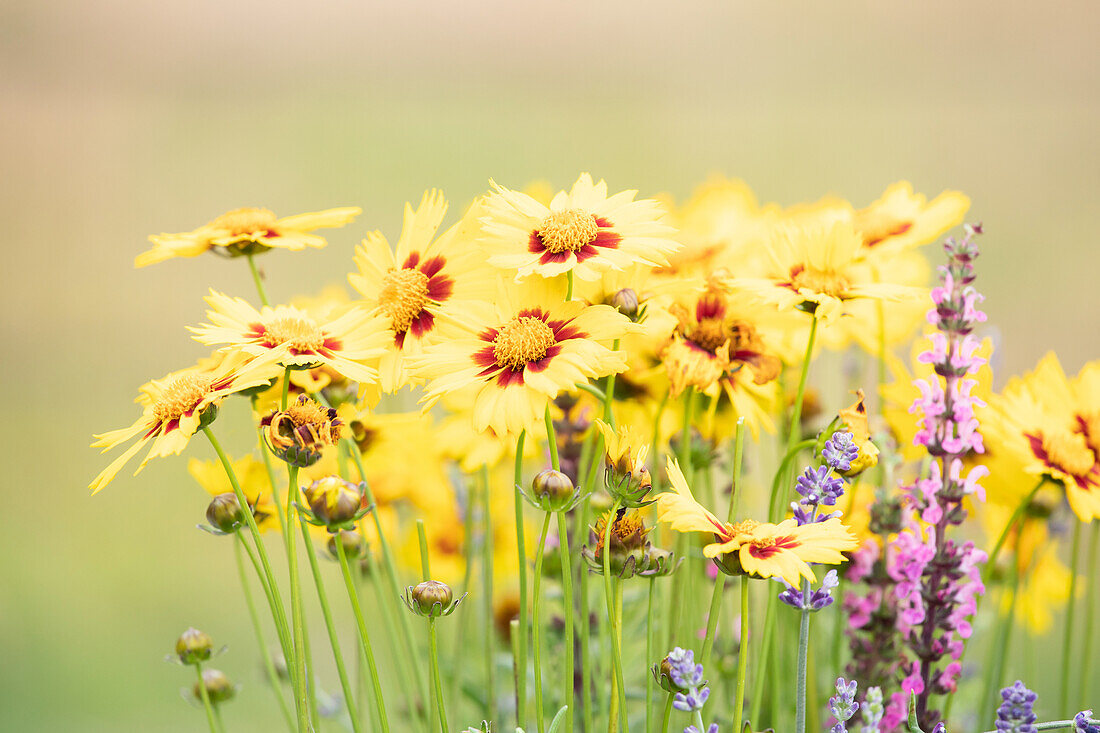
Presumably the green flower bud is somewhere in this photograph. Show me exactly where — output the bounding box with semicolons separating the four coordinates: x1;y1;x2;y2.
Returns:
610;288;640;318
327;530;366;561
404;579;465;618
205;493;244;534
193;668;236;704
531;469;577;512
175;627;213;665
304;476;363;528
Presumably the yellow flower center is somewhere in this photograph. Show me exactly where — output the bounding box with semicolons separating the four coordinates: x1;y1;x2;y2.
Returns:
152;374;213;423
262;315;326;352
379;267;430;333
731;518;760;536
285;397;333;428
211;207;278;235
493;316;556;370
688;318;729;353
1041;429;1096;477
536;209;599;253
750;536;776;550
789;265;850;298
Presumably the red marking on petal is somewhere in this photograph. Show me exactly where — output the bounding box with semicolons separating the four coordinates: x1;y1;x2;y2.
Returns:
394;330;407;348
539;250;571;265
403;252;421;269
696;295;725;321
526;344;561;372
591;228;621;251
473;346;497;368
478;327;499;343
427;274;454;301
865;221;913;248
496;368;525;387
553;325;585;341
528;231;546;254
747;534;799;560
323;337;343;352
409;310;435;338
516;308;549;321
418;255;446;278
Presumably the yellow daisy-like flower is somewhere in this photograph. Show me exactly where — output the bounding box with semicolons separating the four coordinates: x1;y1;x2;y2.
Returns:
435;385;544;472
188;455;281;533
89;352;277;494
655;457;857;585
189;291;391;387
853;181;969;257
726;220;920;324
349;190;492;392
136;206;361;267
411;279;636;437
481;173;680;281
983;353;1100;522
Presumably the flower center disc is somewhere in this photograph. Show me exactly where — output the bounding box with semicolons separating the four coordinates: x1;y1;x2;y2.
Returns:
261;315;326;352
493;316;556;371
1040;429;1096;477
152;375;213;423
212;207;278;236
731;518;760;536
379;268;430;333
536;209;599;253
789;265;850;298
689;319;729;353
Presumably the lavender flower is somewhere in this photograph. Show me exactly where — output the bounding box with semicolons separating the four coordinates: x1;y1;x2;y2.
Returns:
828;676;859;732
684;724;719;733
994;681;1037;733
822;430;859;473
665;647;710;713
779;569;839;611
1076;711;1100;733
859;686;884;733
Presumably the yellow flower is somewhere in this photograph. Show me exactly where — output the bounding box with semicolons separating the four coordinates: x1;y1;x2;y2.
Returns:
136;206;361;267
188;455;281;532
852;181;969;257
89;352;277;494
982;353;1100;522
189;291;391;387
655;457;857;585
349;190;494;392
726;220;921;324
411;278;637;437
435;386;544;472
481;173;680;281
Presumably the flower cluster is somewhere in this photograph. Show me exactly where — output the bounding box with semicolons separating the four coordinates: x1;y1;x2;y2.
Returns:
994;681;1037;733
664;647;710;713
829;677;860;733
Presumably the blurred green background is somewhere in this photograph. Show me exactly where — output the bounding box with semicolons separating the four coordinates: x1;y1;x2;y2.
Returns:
2;0;1097;729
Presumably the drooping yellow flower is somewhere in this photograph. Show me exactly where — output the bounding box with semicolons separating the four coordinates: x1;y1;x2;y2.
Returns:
188;455;281;533
726;221;921;324
481;173;680;281
349;190;494;392
655;457;857;585
89;352;277;494
189;291;391;387
982;353;1100;522
435;386;544;472
411;278;637;437
852;181;969;257
136;206;361;267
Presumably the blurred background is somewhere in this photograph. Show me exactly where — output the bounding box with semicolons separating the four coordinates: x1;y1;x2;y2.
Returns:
1;0;1097;729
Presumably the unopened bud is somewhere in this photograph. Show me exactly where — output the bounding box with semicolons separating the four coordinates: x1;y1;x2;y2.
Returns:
193;668;235;704
610;288;640;318
531;469;576;511
175;627;213;665
305;476;362;527
327;530;366;561
205;493;244;533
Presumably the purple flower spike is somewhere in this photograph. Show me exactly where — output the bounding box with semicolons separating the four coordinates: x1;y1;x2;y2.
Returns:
829;676;860;732
1076;711;1100;733
994;680;1037;733
822;430;859;473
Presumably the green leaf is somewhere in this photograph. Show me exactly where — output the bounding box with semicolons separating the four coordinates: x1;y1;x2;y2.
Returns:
907;692;927;733
546;706;569;733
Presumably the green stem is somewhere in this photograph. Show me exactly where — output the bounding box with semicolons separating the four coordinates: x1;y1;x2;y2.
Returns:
234;535;295;731
557;510;576;733
545;403;561;471
602;499;629;732
514;429;530;730
774;313;819;523
417;521;438;733
1079;521;1099;708
982;548;1021;721
794;580;811;733
576;382;607;403
700;575;725;672
667;390;696;650
281;365;291;411
578;496;594;733
1060;520;1083;716
646;579;655;733
989;478;1046;566
732;576;749;733
532;512;553;733
299;519;363;733
450;475;478;712
335;533;390;733
660;693;674;733
247;253;270;306
749;593;777;725
981;719;1100;732
767;438;817;523
194;662;221;733
604;339;621;424
480;464;497;723
650;390;671;492
283;465;312;732
428;620;448;733
566;270;575;301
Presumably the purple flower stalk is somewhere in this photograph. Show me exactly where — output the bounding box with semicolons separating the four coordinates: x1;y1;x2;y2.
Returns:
829;676;860;733
994;681;1037;733
791;430;855;526
665;647;711;713
858;686;884;733
1076;711;1100;733
779;569;839;611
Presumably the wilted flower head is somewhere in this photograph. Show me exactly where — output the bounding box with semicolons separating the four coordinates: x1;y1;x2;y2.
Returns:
582;510;652;578
261;394;343;467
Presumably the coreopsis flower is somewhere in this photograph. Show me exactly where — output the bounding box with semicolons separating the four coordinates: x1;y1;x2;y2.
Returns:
594;419;652;507
261;394;343;467
481;173;680;281
349;190;493;391
89;352;277;494
726;220;920;324
655;457;857;586
582;510;653;578
188;455;280;532
983;353;1100;522
136;206;361;267
852;181;969;257
190;291;391;388
411;278;636;437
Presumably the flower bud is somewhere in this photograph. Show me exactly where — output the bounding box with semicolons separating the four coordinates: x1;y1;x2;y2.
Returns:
305;476;363;528
175;627;213;665
412;580;452;613
327;530;366;561
205;493;245;534
261;394;342;467
193;668;236;704
531;469;576;511
610;288;640;318
652;655;689;693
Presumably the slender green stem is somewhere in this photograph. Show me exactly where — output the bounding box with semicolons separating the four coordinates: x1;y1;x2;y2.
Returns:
660;692;674;733
213;704;227;733
281;365;291;411
578;498;594;733
989;478;1046;566
247;253;270;306
667;390;696;650
602;499;629;732
603;338;621;424
417;520;438;733
194;662;221;733
982;548;1021;720
545;404;561;472
451;476;479;712
650;390;671;492
773;313;819;522
693;711;706;733
576;382;607;403
428;620;448;733
514;429;530;730
283;465;312;732
234;536;294;731
733;576;749;733
1060;521;1083;716
794;578;811;733
981;719;1100;732
480;464;497;723
645;578;656;733
566;270;575;301
556;510;576;733
237;534;294;681
749;594;777;725
532;512;553;733
299;520;363;733
1079;521;1099;707
700;575;725;672
767;438;817;522
335;534;390;733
